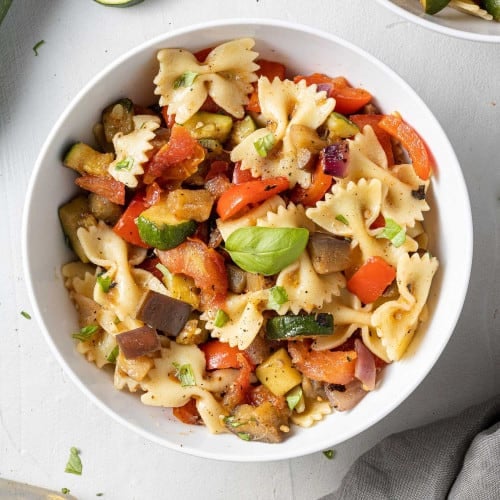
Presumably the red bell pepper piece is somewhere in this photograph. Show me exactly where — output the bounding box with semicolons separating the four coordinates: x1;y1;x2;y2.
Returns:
74;175;126;205
246;59;287;113
378;114;432;180
216;176;289;221
113;192;150;248
347;256;396;304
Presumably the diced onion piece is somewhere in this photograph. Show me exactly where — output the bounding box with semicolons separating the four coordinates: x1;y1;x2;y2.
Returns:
354;338;376;391
323;142;349;177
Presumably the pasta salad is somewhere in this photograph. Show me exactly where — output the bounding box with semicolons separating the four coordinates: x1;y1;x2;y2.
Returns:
60;38;438;443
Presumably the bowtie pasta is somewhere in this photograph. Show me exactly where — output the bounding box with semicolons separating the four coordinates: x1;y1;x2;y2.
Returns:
59;38;438;443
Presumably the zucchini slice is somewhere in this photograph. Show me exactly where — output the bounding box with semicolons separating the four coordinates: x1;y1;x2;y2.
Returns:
58;195;96;263
326;112;360;140
63;143;114;177
181;111;233;142
102;98;134;143
136;200;196;250
265;313;334;340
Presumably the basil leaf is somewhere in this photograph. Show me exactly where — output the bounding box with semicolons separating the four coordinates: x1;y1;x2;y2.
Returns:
267;286;288;311
173;362;196;387
106;345;119;363
65;447;83;475
323;449;335;460
114;157;134;171
214;309;229;328
33;40;45;56
21;310;31;320
237;432;251;441
376;218;406;248
335;214;349;225
225;227;309;276
174;71;198;89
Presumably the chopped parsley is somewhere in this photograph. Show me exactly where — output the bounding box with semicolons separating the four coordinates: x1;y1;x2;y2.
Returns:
214;309;229;328
335;214;349;225
33;40;45;56
20;311;31;320
72;325;99;342
173;71;198;89
65;447;83;475
237;432;251;441
267;286;288;311
61;488;70;494
253;133;275;157
106;345;119;363
114;157;134;171
376;218;406;247
96;273;114;293
323;449;335;459
173;362;196;387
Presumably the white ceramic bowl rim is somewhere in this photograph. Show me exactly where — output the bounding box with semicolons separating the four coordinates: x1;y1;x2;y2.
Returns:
22;18;473;462
375;0;500;43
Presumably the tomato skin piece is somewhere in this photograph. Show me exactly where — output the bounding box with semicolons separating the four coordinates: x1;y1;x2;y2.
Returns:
232;162;258;184
157;239;228;308
347;256;396;304
113;193;150;248
288;341;357;385
201;340;242;370
378;114;432;180
289;154;333;207
74;175;126;205
216;176;289;221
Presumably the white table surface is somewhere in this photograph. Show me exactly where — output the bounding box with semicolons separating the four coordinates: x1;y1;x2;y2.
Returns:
1;1;499;499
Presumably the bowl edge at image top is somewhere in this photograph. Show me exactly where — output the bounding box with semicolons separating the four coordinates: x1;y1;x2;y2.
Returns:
21;18;473;461
374;0;500;43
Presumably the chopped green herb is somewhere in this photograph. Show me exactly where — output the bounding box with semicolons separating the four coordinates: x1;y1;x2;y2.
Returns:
253;133;275;157
173;71;198;89
65;447;83;475
33;40;45;56
267;286;288;311
376;218;406;247
72;325;99;342
286;385;303;411
335;214;349;225
61;488;70;494
224;416;247;428
20;311;31;320
106;345;119;363
323;449;335;459
96;273;114;293
96;494;104;497
237;432;251;441
155;263;171;278
114;157;134;171
173;362;196;387
214;309;229;328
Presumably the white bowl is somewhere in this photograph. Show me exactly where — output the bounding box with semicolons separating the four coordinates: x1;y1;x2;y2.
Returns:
375;0;500;43
22;19;472;461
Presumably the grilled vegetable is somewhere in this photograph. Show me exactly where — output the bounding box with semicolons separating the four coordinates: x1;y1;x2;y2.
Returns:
58;195;97;263
63;143;114;177
265;313;334;340
307;232;352;274
115;325;161;359
325;112;359;140
228;115;257;147
255;348;302;396
101;97;134;142
165;189;214;222
88;193;123;225
137;290;192;336
182;111;233;142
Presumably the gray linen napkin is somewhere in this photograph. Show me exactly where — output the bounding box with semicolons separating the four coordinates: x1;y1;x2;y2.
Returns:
321;394;500;500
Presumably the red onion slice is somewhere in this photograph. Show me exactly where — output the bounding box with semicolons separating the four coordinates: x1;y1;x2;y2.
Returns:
323;142;349;178
316;83;332;95
354;338;376;391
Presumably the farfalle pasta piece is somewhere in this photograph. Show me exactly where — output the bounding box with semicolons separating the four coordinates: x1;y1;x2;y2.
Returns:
154;38;259;123
140;343;229;433
230;78;334;187
256;201;315;232
371;252;439;361
76;329;117;369
77;221;143;321
307;179;417;267
276;253;344;314
108;114;161;188
202;290;269;350
290;397;331;428
343;127;430;228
